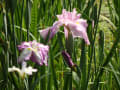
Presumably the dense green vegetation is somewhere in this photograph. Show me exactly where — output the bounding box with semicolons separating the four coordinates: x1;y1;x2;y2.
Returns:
0;0;120;90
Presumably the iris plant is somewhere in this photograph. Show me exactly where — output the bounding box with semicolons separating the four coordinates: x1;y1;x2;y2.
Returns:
39;8;90;45
8;41;49;78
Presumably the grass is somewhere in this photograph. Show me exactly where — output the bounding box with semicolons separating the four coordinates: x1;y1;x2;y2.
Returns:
0;0;120;90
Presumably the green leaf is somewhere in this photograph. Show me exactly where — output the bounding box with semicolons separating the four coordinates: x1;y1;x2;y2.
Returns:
30;0;38;39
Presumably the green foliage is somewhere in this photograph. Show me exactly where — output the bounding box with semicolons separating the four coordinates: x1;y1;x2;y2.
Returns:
30;0;38;39
0;0;120;90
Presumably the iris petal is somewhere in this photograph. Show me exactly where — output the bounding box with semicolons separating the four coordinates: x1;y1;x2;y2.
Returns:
39;21;62;40
39;27;51;39
18;48;32;63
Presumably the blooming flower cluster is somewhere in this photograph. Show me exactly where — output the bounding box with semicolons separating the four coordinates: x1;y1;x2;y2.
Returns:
39;8;90;45
8;8;90;78
8;41;49;77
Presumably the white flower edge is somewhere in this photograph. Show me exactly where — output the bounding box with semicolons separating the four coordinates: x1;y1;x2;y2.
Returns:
23;66;37;75
8;66;37;77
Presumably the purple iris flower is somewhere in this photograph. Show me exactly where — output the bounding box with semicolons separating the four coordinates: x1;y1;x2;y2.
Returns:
18;40;49;66
39;8;90;45
62;51;76;68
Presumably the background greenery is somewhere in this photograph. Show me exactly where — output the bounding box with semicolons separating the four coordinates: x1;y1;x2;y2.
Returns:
0;0;120;90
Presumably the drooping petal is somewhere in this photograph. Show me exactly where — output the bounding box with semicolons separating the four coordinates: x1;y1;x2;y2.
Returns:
65;19;90;45
39;48;49;66
30;44;49;66
39;27;51;39
30;51;43;65
50;21;62;37
39;21;62;40
43;56;48;66
70;25;90;45
18;48;32;63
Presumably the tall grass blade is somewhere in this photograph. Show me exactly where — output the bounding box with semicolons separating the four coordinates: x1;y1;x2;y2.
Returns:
92;29;120;90
80;41;87;90
20;0;24;42
98;30;104;65
30;0;38;39
109;62;120;89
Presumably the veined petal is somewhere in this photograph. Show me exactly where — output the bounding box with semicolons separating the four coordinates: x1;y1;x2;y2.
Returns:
64;18;90;45
39;48;49;66
39;21;62;40
50;21;62;38
72;27;90;45
43;56;48;66
39;27;51;39
18;48;32;63
30;51;43;65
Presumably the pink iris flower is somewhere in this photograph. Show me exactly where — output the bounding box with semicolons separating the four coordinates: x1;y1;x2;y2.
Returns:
39;8;90;45
18;40;49;66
